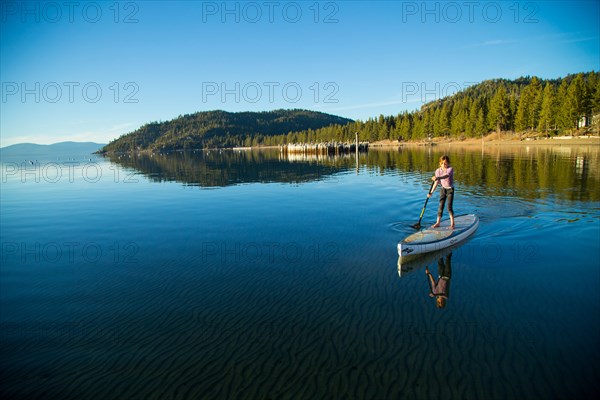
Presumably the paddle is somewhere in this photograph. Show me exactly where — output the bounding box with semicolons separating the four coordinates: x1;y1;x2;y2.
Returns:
411;180;436;230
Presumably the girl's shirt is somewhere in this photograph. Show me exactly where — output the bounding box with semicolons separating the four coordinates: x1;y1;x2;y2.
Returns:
433;277;449;297
435;166;454;189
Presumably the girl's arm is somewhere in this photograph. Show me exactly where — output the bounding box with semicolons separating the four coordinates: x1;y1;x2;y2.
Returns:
428;180;438;197
425;269;435;296
436;167;453;180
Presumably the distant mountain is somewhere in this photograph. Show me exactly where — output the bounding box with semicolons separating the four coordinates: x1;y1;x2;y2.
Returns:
0;142;106;161
99;109;353;153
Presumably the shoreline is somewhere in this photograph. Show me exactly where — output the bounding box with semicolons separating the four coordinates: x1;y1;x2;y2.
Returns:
370;134;600;148
98;134;600;155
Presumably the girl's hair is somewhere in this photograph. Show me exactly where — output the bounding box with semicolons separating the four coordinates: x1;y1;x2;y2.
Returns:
439;155;450;165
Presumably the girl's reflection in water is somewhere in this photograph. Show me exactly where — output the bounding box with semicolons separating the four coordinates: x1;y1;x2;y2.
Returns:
425;253;452;309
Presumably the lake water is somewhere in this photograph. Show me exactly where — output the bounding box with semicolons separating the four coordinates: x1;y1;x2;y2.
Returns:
1;144;599;399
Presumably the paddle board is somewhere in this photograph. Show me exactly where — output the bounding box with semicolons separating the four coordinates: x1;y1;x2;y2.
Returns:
398;214;479;257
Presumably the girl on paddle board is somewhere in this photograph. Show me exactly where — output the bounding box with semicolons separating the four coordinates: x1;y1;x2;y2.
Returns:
427;155;454;228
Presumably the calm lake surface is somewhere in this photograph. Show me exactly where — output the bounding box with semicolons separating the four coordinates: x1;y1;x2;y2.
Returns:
1;144;599;399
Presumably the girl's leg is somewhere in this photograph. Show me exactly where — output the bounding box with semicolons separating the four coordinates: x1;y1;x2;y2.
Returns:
447;188;455;227
432;190;447;228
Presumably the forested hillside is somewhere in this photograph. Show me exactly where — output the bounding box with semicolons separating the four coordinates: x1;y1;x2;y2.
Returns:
101;72;599;153
265;72;599;145
100;109;352;153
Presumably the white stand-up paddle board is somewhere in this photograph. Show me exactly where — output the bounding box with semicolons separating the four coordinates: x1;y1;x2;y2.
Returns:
398;214;479;257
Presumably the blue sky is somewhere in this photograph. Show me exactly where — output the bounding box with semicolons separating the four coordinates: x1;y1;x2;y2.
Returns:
1;0;598;146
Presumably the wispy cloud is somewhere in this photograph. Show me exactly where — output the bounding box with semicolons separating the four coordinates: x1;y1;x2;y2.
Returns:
483;39;517;46
557;36;599;44
108;122;136;132
465;32;598;48
462;38;518;48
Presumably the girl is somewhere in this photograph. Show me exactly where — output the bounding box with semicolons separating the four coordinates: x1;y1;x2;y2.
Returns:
427;155;454;228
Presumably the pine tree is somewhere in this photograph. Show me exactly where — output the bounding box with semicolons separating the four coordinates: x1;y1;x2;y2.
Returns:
399;113;412;139
590;73;600;115
564;74;587;130
440;102;450;137
591;75;600;132
556;80;571;130
413;115;424;140
450;103;466;136
378;114;390;140
433;107;443;135
467;102;478;137
508;90;518;131
423;109;433;138
515;86;532;132
528;77;543;130
538;83;556;133
394;114;403;139
392;115;402;140
476;108;486;137
489;85;510;132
